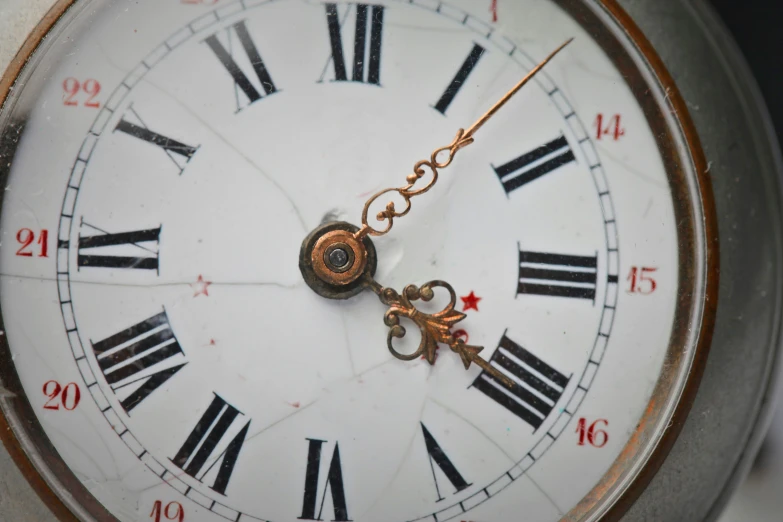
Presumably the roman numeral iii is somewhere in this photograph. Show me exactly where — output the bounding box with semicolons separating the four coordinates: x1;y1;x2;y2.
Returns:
299;438;350;521
493;135;576;194
91;310;186;413
78;221;160;272
205;20;278;111
473;334;570;430
323;3;384;85
518;249;598;301
171;393;250;496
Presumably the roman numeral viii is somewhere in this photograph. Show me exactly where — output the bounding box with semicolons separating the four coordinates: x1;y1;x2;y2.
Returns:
518;249;598;301
91;310;186;414
205;20;278;111
473;334;570;430
421;423;471;502
493;135;575;194
171;393;250;496
78;221;160;272
299;438;350;521
323;3;384;85
114;105;198;174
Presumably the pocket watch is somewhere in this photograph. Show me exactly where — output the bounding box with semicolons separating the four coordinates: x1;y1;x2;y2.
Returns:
0;1;780;521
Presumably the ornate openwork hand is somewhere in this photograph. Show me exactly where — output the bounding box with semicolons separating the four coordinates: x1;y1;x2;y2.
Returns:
376;281;514;388
354;38;574;241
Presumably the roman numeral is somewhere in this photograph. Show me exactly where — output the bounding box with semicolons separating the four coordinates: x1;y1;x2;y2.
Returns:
421;423;471;502
78;221;160;272
518;249;598;301
433;43;486;114
205;20;278;111
114;105;198;174
299;438;350;521
473;334;570;430
322;3;384;85
91;310;186;413
493;135;576;194
171;393;250;496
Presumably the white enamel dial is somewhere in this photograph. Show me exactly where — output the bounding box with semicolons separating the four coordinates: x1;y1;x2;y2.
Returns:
0;1;710;522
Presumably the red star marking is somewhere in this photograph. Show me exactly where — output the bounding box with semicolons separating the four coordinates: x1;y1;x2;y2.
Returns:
191;275;212;297
461;291;482;312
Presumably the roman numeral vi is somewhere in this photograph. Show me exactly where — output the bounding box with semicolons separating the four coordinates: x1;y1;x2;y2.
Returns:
473;334;570;430
91;310;186;413
299;438;350;521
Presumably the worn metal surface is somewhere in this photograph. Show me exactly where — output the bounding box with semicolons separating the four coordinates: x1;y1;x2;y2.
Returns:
0;0;780;520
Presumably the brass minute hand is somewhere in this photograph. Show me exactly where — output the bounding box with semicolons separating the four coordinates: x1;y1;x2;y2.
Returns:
354;38;574;241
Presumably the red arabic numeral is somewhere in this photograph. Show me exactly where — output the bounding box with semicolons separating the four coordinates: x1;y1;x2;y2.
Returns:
627;266;658;295
42;381;80;411
490;0;498;22
576;418;609;448
151;501;184;522
63;78;80;106
16;229;49;257
594;113;625;141
83;79;102;108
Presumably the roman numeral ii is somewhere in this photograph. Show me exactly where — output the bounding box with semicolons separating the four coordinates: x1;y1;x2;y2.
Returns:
473;334;570;430
494;135;575;194
78;220;160;272
322;3;384;85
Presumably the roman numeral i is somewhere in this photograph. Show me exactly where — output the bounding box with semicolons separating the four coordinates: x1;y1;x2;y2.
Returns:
91;310;186;414
322;3;384;85
433;43;486;115
473;334;570;430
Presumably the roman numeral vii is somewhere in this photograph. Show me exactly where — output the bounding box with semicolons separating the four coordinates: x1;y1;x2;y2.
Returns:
171;393;250;496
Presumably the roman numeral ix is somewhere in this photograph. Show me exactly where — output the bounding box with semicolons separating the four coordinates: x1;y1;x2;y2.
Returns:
114;105;199;174
473;334;570;430
299;438;350;521
421;423;471;502
171;393;250;496
78;220;160;272
205;20;278;111
493;135;576;194
322;3;384;85
518;249;598;301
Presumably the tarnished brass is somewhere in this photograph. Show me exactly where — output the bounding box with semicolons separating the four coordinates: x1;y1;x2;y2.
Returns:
374;280;515;388
312;230;366;284
354;38;573;241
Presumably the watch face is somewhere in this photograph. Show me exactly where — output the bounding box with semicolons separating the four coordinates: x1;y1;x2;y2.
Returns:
0;1;715;521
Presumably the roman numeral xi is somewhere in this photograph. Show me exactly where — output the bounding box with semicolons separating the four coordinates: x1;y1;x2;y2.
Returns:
91;310;186;414
322;3;384;85
473;334;570;430
205;20;278;111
